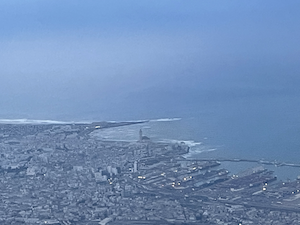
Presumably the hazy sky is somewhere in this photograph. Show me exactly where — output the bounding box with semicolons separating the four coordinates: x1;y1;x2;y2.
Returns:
1;0;300;120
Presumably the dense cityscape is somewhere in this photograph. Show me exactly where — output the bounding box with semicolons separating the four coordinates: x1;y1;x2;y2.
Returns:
1;122;300;224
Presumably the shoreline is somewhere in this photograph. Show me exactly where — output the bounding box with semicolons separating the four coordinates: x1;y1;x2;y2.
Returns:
1;122;300;223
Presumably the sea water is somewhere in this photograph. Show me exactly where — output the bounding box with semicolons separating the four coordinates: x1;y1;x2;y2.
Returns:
93;115;300;181
1;87;300;181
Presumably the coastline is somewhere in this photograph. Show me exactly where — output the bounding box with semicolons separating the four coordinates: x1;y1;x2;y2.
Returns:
1;121;300;223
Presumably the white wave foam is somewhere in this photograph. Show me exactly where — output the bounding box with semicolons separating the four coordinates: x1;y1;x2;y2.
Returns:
107;119;148;123
161;139;202;147
192;148;217;153
150;118;182;122
180;140;202;147
184;147;218;158
0;119;87;125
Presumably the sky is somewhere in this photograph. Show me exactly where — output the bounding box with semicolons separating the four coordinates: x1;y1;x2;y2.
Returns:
0;0;300;120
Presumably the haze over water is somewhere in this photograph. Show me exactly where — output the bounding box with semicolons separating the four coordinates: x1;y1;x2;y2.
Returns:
1;1;300;172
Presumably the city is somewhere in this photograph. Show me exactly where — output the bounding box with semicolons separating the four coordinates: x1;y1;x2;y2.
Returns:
1;122;300;224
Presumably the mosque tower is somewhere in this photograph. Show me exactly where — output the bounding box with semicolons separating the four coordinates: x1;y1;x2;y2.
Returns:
139;129;143;142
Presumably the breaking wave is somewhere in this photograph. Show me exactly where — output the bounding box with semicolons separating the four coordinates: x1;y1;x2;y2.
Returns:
107;119;148;123
161;139;202;147
0;119;87;124
184;147;218;158
192;148;217;153
150;118;182;122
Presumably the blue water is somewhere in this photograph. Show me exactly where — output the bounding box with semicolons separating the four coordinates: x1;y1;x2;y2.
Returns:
92;91;300;162
2;74;300;180
88;85;300;181
2;92;300;181
89;113;300;180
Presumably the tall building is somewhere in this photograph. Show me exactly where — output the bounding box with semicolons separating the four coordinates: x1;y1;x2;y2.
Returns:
111;167;118;175
133;161;138;173
139;128;150;142
139;129;143;141
107;165;112;176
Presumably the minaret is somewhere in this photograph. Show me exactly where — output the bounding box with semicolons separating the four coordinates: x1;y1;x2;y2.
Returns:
139;129;143;142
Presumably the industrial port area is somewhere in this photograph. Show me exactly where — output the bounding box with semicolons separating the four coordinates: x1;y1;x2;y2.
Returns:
1;122;300;224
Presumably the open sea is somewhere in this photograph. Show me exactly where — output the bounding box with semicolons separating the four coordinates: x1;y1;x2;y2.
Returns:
1;78;300;181
90;114;300;181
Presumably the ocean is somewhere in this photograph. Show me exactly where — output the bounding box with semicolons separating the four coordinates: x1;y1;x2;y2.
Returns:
1;80;300;181
87;87;300;181
89;114;300;181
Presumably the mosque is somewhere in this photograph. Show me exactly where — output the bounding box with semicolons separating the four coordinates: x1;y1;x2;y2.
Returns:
139;129;150;142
